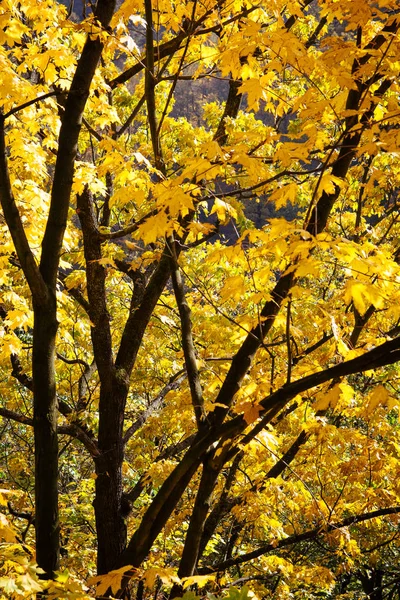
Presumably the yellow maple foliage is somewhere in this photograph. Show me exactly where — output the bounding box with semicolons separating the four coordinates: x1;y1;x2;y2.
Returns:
0;0;400;599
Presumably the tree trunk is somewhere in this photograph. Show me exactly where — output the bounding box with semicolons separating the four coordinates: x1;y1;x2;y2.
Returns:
32;300;60;578
94;383;128;574
359;569;383;600
77;188;129;574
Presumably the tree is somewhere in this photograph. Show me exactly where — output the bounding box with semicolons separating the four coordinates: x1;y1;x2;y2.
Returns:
0;0;400;597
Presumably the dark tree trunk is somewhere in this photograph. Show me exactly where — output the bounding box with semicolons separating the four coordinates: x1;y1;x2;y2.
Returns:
32;301;60;577
178;459;220;577
94;383;128;574
359;569;384;600
77;187;130;574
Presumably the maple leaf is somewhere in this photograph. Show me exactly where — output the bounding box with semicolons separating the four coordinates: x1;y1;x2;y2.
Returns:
364;385;389;416
210;198;237;224
182;574;216;589
270;183;298;208
313;385;341;412
242;402;263;424
144;567;180;589
88;565;135;596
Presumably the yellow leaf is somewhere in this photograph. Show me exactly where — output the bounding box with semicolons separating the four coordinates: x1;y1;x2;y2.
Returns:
338;383;354;406
137;211;176;245
313;385;340;412
95;257;117;268
144;567;180;589
88;565;134;596
269;183;298;208
365;385;389;416
238;78;264;111
318;174;342;195
0;513;16;542
344;280;367;315
295;258;320;278
387;397;399;411
4;308;32;330
210;198;237;224
182;574;216;589
155;182;194;218
0;489;16;506
337;338;349;358
243;402;262;424
63;270;86;290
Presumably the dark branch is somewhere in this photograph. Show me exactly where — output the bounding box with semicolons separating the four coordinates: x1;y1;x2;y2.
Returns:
0;407;99;456
123;373;185;445
3;91;61;120
200;506;400;573
169;241;204;428
0;117;48;305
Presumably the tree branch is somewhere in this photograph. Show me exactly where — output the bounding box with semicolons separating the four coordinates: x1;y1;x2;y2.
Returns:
0;407;99;456
0;117;48;305
200;506;400;573
209;61;394;432
115;94;146;139
77;187;114;384
115;245;172;375
169;241;204;428
98;209;158;241
218;334;400;449
39;0;117;289
123;373;186;445
3;91;61;120
144;0;164;173
10;354;33;391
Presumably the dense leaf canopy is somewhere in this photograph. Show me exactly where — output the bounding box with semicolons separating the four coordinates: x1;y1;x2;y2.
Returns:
0;0;400;598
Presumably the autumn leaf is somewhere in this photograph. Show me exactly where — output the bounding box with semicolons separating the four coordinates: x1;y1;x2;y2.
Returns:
144;567;180;589
88;565;135;596
313;385;341;412
269;183;298;208
210;198;237;224
364;385;389;416
243;402;263;424
0;513;16;542
182;574;216;589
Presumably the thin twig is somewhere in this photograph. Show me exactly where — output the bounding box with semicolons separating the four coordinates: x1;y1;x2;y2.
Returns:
3;91;61;120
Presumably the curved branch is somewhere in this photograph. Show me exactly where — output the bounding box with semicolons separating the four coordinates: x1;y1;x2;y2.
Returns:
123;373;185;445
98;209;158;241
144;0;164;172
40;0;117;288
217;334;400;450
0;407;99;457
170;242;204;428
3;91;61;120
0;407;33;426
200;506;400;573
0;117;48;305
10;354;33;391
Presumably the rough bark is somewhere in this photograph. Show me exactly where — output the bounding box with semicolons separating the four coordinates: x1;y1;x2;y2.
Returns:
177;456;221;578
94;383;128;574
77;188;127;574
32;302;60;577
359;569;384;600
